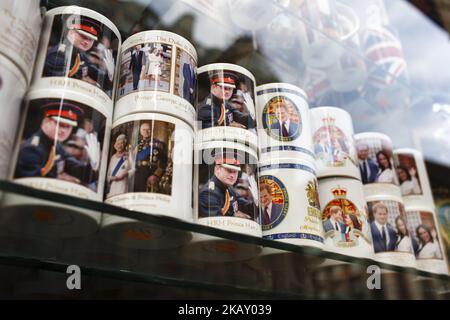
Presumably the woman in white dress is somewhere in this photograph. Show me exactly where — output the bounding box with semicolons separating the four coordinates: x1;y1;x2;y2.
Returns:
375;150;395;184
331;138;348;164
146;46;163;88
106;134;131;198
416;224;443;259
397;165;422;196
394;216;414;253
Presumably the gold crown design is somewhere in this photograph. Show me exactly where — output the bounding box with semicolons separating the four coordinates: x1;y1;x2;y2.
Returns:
331;186;347;199
305;180;320;209
273;96;286;103
321;117;336;125
270;96;287;107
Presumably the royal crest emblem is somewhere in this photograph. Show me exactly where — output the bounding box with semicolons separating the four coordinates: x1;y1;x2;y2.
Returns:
305;179;320;210
312;117;355;167
322;186;369;247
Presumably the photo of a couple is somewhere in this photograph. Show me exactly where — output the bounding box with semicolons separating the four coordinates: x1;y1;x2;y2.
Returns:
322;205;363;244
369;202;414;254
356;142;397;185
313;126;352;167
105;120;174;199
117;43;172;97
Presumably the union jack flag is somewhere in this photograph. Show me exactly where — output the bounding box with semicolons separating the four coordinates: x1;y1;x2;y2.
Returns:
360;26;410;88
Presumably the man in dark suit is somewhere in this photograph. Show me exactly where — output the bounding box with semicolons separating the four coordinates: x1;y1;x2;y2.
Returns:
259;183;283;226
370;202;397;253
314;132;334;163
182;56;196;104
323;206;346;233
270;101;299;139
357;143;378;184
129;45;144;90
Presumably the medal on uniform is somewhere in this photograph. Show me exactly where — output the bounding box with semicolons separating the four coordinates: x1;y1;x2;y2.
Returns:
232;198;238;214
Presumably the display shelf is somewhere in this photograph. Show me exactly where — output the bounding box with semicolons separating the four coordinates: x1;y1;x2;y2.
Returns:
0;180;449;299
0;256;308;299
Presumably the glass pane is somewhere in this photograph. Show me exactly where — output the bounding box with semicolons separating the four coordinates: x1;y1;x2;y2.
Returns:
1;0;449;299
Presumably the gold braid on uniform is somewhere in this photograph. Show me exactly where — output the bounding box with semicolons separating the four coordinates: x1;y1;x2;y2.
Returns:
41;145;56;177
217;103;225;126
221;189;230;215
69;53;81;77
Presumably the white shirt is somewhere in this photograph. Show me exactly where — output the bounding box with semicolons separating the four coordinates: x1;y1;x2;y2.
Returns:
264;202;273;220
374;220;390;245
418;241;442;259
282;119;291;133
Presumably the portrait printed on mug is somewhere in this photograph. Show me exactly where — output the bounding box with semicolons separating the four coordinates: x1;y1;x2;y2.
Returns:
174;47;197;106
406;210;444;260
312;117;354;167
105;119;175;199
367;200;413;254
261;96;302;142
258;175;289;231
14;98;107;193
197;69;256;132
117;42;172;98
197;147;259;222
321;187;370;249
394;153;423;196
42;14;120;98
355;137;398;185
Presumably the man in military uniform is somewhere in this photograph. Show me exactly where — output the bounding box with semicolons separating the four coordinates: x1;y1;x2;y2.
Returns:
44;15;115;93
197;72;255;129
132;122;168;193
198;154;255;219
15;102;100;187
